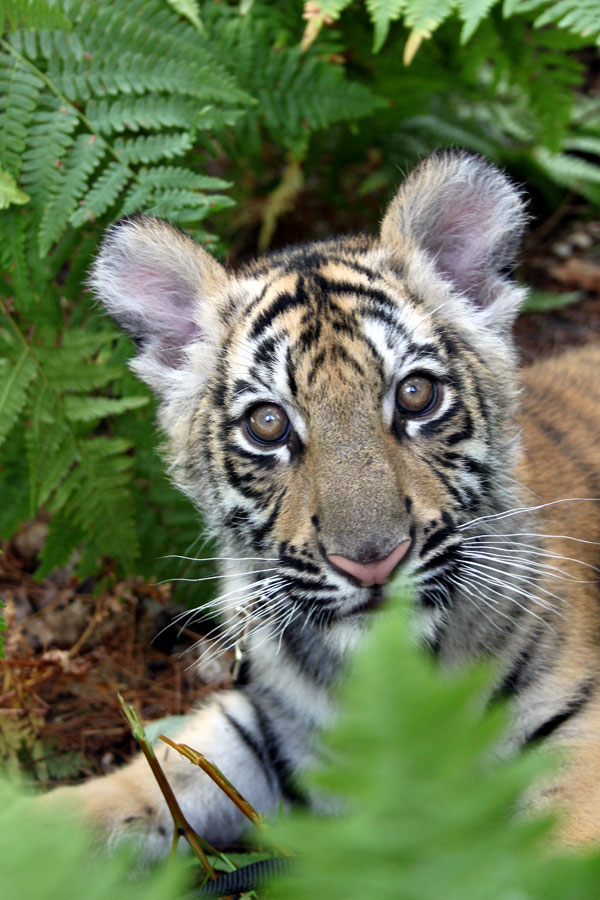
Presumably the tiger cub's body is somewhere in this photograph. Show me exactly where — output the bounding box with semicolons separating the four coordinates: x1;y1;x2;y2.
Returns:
42;152;600;856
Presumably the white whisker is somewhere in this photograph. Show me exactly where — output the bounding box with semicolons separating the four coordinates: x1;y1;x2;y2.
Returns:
460;537;600;574
160;554;278;563
459;498;600;531
461;559;569;611
458;549;591;585
156;565;279;586
463;568;560;626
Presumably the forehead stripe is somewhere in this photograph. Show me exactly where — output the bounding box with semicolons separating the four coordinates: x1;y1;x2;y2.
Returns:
314;276;402;315
249;281;306;340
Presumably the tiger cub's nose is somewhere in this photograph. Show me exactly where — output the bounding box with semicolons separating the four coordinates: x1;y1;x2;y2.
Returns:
328;540;411;586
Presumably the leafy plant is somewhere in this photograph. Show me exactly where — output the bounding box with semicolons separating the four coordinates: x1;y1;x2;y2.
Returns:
303;0;600;60
0;0;382;585
272;594;600;900
0;775;187;899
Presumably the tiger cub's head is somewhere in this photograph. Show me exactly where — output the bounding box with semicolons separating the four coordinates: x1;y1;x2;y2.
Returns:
92;151;527;643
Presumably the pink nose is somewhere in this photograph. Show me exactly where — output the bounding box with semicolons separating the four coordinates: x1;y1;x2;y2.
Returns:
328;540;411;587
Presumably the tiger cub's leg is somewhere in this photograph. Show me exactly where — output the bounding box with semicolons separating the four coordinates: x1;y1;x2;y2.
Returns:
37;690;282;860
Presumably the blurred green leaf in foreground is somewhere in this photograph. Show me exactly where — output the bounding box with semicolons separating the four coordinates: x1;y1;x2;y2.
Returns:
272;587;600;900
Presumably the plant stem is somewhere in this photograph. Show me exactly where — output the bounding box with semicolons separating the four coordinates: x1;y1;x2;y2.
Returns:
160;735;262;827
117;695;216;878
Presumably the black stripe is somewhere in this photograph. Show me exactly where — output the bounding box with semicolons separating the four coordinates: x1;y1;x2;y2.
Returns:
419;400;463;436
491;622;556;701
251;491;284;546
317;277;400;314
445;410;475;446
223;456;269;503
417;545;458;577
222;710;275;786
280;552;321;576
286;346;297;398
255;334;279;365
249;286;306;340
247;700;310;806
420;524;454;558
523;681;593;746
226;443;278;470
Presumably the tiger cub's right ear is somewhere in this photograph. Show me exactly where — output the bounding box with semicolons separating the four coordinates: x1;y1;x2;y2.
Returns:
380;151;528;331
90;216;229;398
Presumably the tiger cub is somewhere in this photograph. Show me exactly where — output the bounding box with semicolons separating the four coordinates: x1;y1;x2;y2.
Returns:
42;151;600;857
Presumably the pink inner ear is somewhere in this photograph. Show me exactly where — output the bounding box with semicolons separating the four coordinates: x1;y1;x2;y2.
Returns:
124;266;201;365
425;195;499;304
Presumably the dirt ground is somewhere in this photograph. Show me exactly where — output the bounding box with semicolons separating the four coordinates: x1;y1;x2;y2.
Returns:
2;215;600;788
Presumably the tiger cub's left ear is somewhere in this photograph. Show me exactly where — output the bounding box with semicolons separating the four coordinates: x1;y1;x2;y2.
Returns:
90;215;229;399
380;151;528;330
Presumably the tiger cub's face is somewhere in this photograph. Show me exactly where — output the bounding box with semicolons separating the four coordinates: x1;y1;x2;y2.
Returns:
93;152;527;638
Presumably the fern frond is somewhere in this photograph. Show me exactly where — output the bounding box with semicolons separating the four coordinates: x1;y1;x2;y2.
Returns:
67;435;139;572
533;146;600;204
0;209;35;310
113;131;194;166
64;394;149;422
534;0;600;44
0;55;42;174
20;95;79;210
165;0;204;32
86;95;200;135
457;0;497;42
135;166;230;192
25;383;77;511
69;161;130;227
0;0;71;32
0;345;36;447
38;132;105;255
0;167;29;208
365;0;407;52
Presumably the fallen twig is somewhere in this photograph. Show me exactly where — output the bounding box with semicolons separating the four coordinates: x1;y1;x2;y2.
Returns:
117;694;216;877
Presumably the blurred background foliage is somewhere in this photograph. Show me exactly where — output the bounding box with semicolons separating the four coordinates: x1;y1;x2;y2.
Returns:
0;0;599;602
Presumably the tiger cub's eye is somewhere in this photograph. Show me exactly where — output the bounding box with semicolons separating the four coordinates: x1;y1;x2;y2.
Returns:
247;404;290;444
396;374;437;415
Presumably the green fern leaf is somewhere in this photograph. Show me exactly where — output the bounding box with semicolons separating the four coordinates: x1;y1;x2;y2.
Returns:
113;131;194;166
86;95;200;134
38;133;105;255
165;0;204;32
365;0;408;51
403;0;456;33
533;147;600;203
0;0;71;31
152;190;235;223
0;55;42;175
0;210;35;311
534;0;600;43
457;0;497;41
64;394;149;422
0;167;29;208
35;430;79;509
69;161;131;227
0;345;36;447
71;436;139;570
20;95;79;210
36;508;83;574
135;165;231;192
40;354;126;392
563;135;600;156
24;383;75;511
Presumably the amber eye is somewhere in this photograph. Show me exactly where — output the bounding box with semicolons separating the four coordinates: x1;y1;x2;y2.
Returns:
246;403;290;444
396;374;437;415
